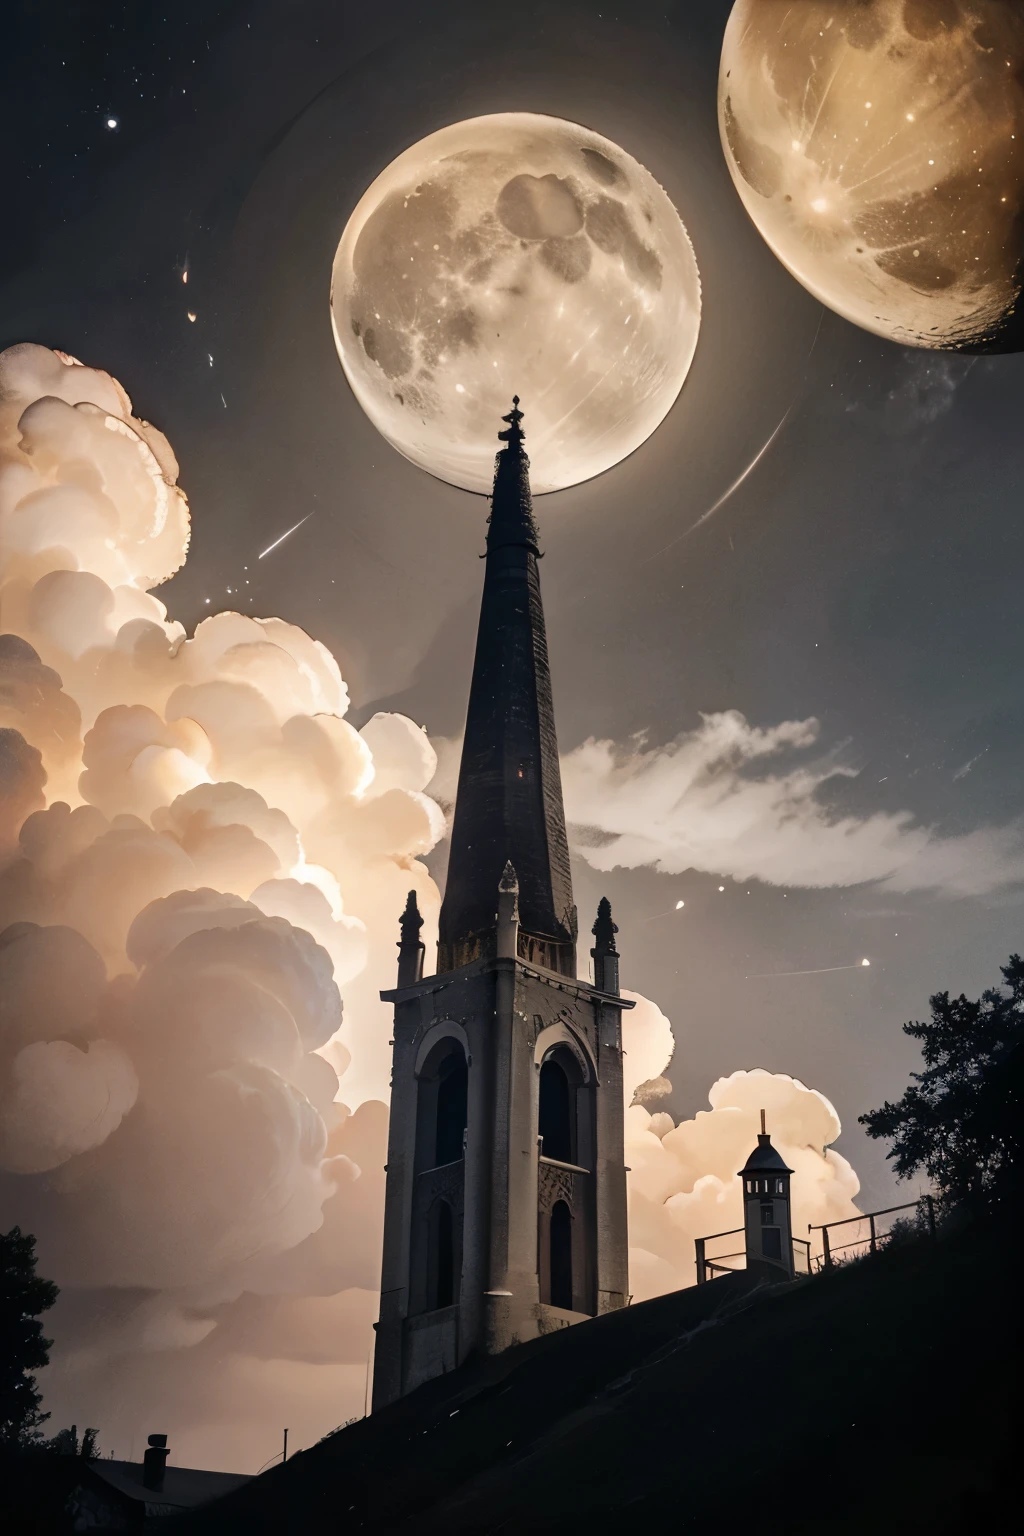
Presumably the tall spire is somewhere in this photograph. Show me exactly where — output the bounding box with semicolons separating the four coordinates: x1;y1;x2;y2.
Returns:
437;400;577;976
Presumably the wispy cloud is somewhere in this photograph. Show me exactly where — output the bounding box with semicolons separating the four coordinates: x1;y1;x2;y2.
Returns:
560;711;1024;898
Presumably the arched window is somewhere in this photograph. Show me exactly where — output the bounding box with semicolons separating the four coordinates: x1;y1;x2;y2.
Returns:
550;1200;573;1310
410;1037;466;1317
539;1055;574;1164
427;1199;456;1310
434;1053;468;1167
415;1038;468;1174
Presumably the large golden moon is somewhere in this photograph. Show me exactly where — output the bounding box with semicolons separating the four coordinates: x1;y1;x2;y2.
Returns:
330;113;701;493
719;0;1024;350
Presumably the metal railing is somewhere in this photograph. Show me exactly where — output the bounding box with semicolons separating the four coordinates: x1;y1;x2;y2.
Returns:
695;1197;937;1284
808;1195;936;1269
792;1236;811;1275
696;1227;814;1283
694;1228;744;1284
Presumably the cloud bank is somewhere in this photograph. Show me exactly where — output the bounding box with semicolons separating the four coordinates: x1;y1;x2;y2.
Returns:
620;994;861;1299
0;344;441;1465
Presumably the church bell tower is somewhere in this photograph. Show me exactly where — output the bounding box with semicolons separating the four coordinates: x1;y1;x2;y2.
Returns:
372;401;631;1409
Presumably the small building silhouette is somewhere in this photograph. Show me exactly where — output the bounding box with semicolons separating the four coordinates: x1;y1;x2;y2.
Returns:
739;1114;796;1282
65;1432;250;1530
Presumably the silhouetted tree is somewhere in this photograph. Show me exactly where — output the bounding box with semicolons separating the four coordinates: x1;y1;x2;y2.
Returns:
47;1423;100;1459
860;954;1023;1215
0;1226;58;1446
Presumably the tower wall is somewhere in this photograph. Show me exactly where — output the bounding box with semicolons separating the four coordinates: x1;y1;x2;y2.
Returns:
372;957;629;1409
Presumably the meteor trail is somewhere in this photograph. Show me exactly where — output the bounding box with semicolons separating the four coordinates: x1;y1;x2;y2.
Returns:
258;513;314;560
688;409;792;530
641;407;793;564
643;305;825;564
746;960;871;979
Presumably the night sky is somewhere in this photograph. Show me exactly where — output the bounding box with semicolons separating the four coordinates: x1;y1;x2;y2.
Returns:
4;0;1022;1212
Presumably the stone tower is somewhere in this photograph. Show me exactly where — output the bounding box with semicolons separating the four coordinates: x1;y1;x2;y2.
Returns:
740;1115;796;1282
372;401;631;1410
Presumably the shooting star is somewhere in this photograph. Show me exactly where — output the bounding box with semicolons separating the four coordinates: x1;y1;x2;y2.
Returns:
746;959;871;979
645;901;685;922
258;513;314;560
643;305;825;564
644;407;794;563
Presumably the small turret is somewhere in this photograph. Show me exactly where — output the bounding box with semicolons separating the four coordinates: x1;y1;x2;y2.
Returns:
396;890;425;988
591;897;620;994
739;1111;795;1282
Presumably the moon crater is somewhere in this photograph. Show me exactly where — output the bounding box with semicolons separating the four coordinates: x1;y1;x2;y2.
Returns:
331;113;701;493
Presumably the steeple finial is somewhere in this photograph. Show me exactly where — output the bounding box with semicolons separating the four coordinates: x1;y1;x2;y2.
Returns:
499;859;519;893
498;395;525;446
397;889;425;987
590;897;621;994
487;395;539;554
591;896;618;954
400;888;424;938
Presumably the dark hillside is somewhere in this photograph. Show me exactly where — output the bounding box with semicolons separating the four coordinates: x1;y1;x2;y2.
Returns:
182;1220;1017;1535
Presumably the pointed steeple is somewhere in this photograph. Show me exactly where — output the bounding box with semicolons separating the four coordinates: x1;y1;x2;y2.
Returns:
590;897;620;995
396;889;425;988
438;400;577;976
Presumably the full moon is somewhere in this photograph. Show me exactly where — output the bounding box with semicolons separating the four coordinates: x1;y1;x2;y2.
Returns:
719;0;1024;350
330;113;701;493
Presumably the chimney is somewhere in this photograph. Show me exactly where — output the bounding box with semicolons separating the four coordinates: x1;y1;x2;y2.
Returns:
142;1434;170;1492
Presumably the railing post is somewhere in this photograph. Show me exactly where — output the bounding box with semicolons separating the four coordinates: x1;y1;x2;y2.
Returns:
821;1225;832;1269
923;1194;936;1240
695;1237;706;1285
869;1214;877;1253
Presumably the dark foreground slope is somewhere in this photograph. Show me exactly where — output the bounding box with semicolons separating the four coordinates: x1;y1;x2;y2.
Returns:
183;1220;1018;1536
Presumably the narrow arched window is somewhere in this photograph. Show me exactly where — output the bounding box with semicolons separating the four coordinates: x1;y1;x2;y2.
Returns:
435;1053;468;1166
550;1200;573;1310
539;1057;574;1164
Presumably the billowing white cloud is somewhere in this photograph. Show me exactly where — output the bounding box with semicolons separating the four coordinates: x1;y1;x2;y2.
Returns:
0;344;443;1464
0;1038;138;1174
622;1041;862;1301
562;710;1024;896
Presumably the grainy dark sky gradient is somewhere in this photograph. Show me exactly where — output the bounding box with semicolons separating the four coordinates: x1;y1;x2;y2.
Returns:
3;0;1022;1213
